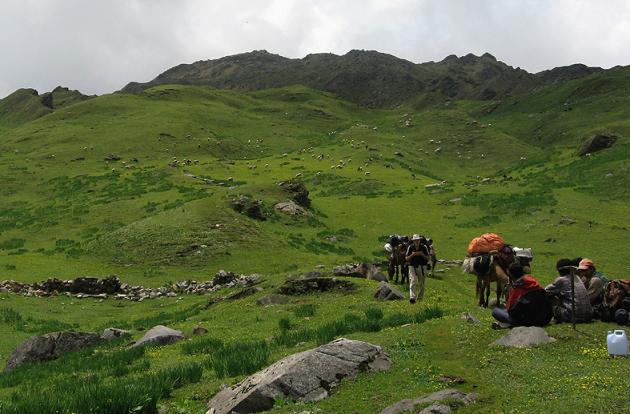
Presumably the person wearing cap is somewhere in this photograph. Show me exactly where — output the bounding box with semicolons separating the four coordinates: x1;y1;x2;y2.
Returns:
545;258;593;323
576;258;606;306
405;234;430;303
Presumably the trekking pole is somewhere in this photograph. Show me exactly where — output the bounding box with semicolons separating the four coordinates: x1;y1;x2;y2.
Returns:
570;266;576;331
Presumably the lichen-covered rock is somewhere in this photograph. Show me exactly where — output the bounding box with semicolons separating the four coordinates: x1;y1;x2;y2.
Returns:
207;338;391;414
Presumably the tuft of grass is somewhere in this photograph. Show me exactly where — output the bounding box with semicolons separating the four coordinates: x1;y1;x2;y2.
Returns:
208;341;271;378
292;304;316;317
180;336;224;356
278;318;292;332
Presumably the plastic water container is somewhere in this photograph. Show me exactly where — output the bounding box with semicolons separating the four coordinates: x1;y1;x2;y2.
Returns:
607;330;629;356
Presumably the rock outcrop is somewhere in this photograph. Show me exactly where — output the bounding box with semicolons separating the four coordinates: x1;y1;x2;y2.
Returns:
274;201;306;215
378;389;477;414
207;338;391;414
278;277;355;296
5;331;103;371
579;133;617;156
277;180;311;208
230;195;266;220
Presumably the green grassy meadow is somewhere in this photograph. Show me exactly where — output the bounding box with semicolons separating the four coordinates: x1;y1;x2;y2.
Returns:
0;74;629;413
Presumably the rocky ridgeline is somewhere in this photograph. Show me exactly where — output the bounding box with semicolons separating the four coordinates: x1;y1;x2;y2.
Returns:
0;271;262;301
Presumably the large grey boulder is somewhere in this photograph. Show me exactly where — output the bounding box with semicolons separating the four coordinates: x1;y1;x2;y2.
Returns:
5;331;102;371
131;325;184;348
206;338;391;414
378;389;476;414
492;326;556;348
374;282;405;301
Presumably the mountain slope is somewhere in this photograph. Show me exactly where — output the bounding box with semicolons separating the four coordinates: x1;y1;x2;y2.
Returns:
121;50;589;107
0;86;94;129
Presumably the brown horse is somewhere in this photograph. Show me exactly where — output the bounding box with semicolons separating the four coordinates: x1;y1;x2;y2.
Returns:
388;243;409;284
464;250;516;307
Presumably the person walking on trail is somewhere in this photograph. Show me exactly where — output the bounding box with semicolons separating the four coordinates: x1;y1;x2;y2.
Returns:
491;263;552;329
545;258;593;323
406;234;430;304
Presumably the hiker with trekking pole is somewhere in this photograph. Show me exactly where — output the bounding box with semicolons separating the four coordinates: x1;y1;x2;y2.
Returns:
545;258;593;325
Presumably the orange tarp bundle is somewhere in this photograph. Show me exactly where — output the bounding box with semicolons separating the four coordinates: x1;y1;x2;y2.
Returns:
467;233;505;254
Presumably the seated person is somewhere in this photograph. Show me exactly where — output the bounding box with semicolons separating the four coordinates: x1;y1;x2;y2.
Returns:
545;259;593;323
576;258;607;306
492;263;552;327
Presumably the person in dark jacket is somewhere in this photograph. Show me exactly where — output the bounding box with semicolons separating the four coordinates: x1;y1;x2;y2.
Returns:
492;263;552;327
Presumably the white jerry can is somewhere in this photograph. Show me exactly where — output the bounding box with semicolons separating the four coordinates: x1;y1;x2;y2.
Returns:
607;330;629;356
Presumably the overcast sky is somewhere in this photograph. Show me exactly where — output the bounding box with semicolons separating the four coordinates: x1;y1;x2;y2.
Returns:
1;0;629;98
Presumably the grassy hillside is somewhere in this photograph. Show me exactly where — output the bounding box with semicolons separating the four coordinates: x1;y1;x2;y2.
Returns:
0;78;628;413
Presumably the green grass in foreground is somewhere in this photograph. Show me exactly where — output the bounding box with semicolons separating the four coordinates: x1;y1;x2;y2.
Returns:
0;79;628;412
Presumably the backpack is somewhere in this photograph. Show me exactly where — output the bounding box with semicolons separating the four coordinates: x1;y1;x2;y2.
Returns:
509;289;553;327
594;271;609;285
602;280;630;320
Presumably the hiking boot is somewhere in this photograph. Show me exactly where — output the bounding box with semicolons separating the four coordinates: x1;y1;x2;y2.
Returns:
409;298;416;304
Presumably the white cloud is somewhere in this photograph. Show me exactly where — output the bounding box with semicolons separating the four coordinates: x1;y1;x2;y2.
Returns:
1;0;629;98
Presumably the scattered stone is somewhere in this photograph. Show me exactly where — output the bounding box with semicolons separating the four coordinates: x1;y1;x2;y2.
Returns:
579;133;617;156
212;270;237;286
274;201;306;215
256;294;290;306
131;325;185;348
374;282;405;301
101;328;131;341
378;389;476;414
0;272;261;302
104;154;121;161
333;263;386;281
6;331;103;371
492;326;556;348
461;312;479;324
559;216;576;225
207;338;391;414
438;375;466;384
332;264;365;278
278;277;355;296
192;326;209;335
